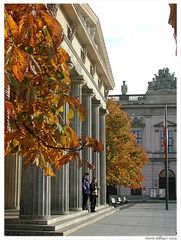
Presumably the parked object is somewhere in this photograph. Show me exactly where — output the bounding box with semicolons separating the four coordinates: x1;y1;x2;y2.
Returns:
109;195;128;207
123;196;128;204
118;196;128;204
109;197;119;207
117;196;124;205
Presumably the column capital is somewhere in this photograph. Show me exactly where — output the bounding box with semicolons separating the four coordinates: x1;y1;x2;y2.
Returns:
92;99;101;107
82;88;94;97
71;75;85;85
100;107;108;115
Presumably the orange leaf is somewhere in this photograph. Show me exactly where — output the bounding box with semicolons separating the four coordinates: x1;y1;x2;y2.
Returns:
66;96;85;121
67;126;79;148
12;47;29;82
5;100;16;118
77;104;86;121
54;154;70;169
18;13;39;47
68;108;74;120
5;131;17;142
5;10;19;41
64;75;71;85
5;4;28;14
40;10;64;47
45;165;56;176
97;142;104;152
54;155;65;169
57;47;69;64
84;160;95;170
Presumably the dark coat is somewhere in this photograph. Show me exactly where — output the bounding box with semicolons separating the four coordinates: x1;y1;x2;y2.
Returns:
90;182;98;196
82;178;90;195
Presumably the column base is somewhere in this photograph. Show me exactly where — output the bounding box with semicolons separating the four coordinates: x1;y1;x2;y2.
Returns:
51;210;69;215
5;206;20;210
19;215;51;220
69;207;82;211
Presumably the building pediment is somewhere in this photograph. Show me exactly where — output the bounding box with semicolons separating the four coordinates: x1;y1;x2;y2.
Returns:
154;120;176;127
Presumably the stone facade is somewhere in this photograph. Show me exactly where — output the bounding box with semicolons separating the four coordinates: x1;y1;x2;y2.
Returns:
110;68;176;200
5;4;115;219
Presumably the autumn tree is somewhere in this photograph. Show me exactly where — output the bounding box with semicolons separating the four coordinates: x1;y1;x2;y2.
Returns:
106;99;148;188
4;4;103;176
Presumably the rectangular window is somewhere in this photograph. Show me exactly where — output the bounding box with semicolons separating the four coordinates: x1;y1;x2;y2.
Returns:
81;49;86;63
67;26;71;40
131;188;142;195
160;130;173;153
90;65;94;76
168;130;173;153
160;130;164;152
132;130;143;145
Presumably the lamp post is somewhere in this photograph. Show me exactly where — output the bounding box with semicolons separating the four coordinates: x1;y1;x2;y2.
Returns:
164;104;169;210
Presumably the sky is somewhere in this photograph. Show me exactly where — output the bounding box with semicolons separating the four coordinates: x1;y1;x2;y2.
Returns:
90;1;178;95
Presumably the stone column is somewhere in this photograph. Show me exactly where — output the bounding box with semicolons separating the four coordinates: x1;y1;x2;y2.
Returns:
82;87;94;176
51;165;69;214
92;99;101;205
99;108;107;205
20;165;51;219
51;103;69;215
69;76;84;211
5;153;22;209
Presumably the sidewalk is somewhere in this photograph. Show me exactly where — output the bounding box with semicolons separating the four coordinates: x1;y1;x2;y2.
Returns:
70;203;176;236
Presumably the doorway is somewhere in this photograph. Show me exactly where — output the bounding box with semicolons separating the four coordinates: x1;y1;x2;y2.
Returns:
159;169;176;200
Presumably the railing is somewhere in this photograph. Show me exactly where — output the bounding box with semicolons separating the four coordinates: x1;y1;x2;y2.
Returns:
108;94;146;102
128;95;145;101
108;95;120;101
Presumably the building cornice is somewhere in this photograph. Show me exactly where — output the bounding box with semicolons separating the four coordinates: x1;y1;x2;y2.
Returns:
83;4;115;88
69;4;115;89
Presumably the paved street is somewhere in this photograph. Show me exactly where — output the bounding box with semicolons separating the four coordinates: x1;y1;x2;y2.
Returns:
70;203;176;236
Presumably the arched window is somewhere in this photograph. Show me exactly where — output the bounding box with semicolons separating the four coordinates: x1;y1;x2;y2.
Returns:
159;169;175;178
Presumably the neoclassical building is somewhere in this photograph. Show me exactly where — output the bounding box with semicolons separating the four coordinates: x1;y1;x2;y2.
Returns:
110;68;176;200
5;3;115;221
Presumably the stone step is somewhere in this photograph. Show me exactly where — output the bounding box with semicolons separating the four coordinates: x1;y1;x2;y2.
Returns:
5;209;106;231
5;204;107;225
51;206;115;232
5;229;64;236
5;205;118;236
5;208;88;225
59;207;118;236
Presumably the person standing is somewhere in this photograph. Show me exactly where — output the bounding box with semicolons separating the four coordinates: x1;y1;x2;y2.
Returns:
82;173;90;210
90;177;99;212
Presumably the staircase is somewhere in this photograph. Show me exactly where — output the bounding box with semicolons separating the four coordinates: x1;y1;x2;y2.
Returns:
5;205;119;236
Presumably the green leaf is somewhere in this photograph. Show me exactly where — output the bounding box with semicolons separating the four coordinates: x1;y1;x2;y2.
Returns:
12;138;19;147
25;46;33;54
6;72;20;89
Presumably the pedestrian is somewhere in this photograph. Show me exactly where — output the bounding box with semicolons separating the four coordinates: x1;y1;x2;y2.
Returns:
90;177;99;212
82;172;90;210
